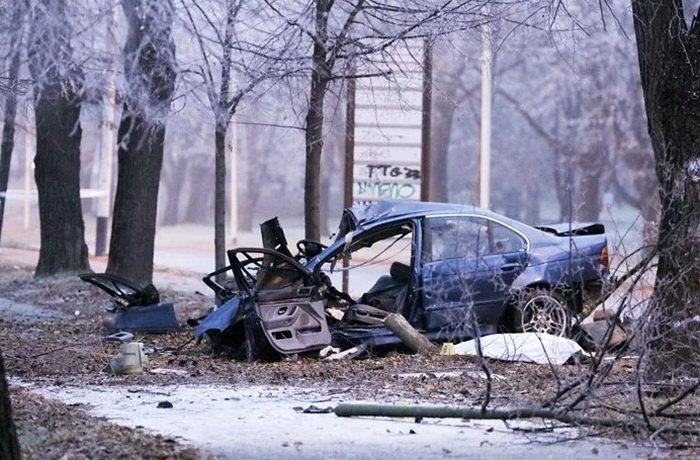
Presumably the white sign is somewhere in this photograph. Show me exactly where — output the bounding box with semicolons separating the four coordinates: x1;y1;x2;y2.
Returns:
352;40;425;205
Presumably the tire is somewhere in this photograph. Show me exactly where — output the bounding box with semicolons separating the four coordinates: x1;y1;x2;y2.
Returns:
514;288;570;337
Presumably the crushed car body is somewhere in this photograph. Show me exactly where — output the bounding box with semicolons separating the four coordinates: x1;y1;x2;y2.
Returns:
195;200;610;360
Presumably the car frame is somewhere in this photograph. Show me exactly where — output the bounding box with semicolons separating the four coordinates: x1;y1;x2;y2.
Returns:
196;200;609;359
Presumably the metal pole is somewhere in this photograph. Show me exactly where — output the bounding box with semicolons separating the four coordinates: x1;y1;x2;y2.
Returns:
23;119;31;230
421;38;432;202
229;117;238;246
95;5;118;256
479;20;493;210
95;78;116;255
342;75;356;293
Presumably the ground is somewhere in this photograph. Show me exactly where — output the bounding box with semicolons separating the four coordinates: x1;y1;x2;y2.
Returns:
0;259;694;459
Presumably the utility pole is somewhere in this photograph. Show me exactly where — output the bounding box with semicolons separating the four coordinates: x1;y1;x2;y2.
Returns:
421;39;432;202
95;5;118;256
229;118;238;246
479;17;493;209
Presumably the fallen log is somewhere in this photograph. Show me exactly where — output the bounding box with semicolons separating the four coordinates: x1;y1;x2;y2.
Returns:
384;313;438;354
333;402;700;436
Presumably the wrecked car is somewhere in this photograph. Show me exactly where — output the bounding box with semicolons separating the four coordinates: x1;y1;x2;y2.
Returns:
195;200;609;360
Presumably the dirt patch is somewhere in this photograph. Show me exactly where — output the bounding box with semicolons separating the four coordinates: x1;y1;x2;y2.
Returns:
11;387;212;460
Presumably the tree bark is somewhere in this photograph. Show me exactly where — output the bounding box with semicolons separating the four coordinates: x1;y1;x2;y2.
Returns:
28;0;90;276
304;0;331;242
0;348;20;460
633;0;700;380
106;0;176;286
213;2;236;281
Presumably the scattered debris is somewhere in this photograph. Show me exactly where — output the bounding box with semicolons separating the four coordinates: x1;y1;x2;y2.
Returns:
580;320;629;350
293;405;334;414
440;342;456;355
103;331;134;344
397;370;506;381
80;273;182;333
103;332;149;375
323;343;367;360
148;368;189;376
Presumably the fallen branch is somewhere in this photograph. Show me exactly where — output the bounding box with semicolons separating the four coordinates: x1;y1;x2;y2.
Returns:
333;402;700;436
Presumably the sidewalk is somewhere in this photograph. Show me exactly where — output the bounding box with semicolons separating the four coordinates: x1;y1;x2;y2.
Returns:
0;209;309;294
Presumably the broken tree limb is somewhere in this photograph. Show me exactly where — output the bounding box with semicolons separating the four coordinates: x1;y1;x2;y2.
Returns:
384;313;438;354
333;402;700;436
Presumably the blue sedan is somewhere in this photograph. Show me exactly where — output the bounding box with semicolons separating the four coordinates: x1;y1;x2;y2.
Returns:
198;200;609;359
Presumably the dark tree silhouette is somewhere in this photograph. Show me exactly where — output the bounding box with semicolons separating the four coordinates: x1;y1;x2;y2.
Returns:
106;0;176;285
27;0;90;276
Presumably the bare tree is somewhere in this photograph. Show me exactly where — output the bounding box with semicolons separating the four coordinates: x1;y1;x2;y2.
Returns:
106;0;177;285
633;0;700;380
266;0;490;241
178;0;290;277
27;0;90;276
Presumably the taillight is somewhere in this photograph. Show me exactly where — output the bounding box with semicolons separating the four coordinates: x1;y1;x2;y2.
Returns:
600;246;609;269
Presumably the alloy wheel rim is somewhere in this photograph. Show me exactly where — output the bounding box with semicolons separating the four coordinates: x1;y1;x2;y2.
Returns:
521;295;568;336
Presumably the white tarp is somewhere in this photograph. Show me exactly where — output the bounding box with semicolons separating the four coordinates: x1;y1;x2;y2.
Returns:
452;333;585;365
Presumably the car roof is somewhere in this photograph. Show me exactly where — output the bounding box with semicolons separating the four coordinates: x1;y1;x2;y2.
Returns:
348;200;509;228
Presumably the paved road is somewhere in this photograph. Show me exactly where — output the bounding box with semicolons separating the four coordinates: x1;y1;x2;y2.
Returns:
24;383;657;460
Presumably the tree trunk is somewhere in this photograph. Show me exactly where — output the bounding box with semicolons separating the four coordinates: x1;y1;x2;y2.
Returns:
214;123;227;273
0;16;22;245
430;43;468;203
633;0;700;380
304;0;331;242
183;159;213;223
106;0;176;286
0;348;20;460
213;3;235;280
160;156;188;226
577;144;604;221
28;0;90;276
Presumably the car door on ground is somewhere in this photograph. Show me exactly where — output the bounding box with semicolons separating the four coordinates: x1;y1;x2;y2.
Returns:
227;248;331;354
420;216;528;340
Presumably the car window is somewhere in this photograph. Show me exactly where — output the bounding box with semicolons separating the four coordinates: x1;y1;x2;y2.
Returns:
489;221;526;254
319;223;413;298
426;216;489;262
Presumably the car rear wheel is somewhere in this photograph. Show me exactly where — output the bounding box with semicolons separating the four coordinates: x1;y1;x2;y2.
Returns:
515;288;570;337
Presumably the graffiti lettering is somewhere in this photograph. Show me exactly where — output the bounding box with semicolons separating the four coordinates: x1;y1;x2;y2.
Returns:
357;149;390;161
356;181;417;199
365;164;421;180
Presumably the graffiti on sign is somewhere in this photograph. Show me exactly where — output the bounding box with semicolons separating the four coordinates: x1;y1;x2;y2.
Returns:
355;181;419;200
365;164;421;180
349;40;426;205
